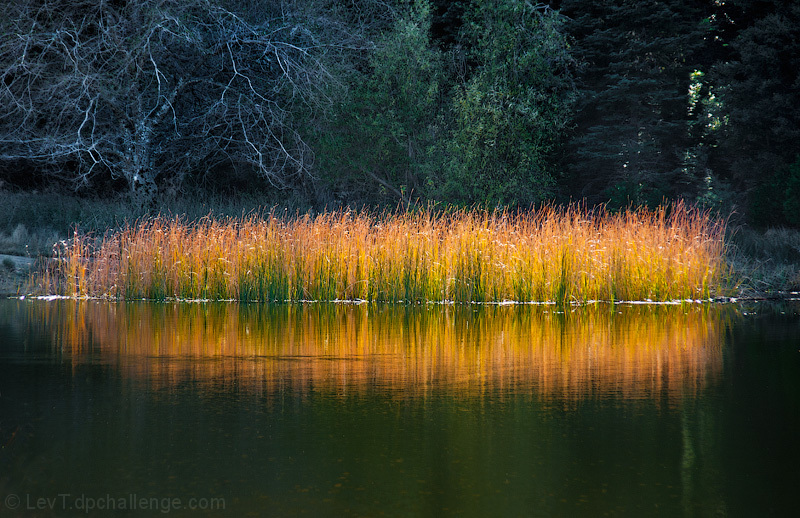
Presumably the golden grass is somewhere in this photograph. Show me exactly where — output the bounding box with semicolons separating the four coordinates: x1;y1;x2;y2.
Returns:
33;203;729;303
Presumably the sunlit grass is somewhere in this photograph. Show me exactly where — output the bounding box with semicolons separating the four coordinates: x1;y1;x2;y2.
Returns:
33;203;729;303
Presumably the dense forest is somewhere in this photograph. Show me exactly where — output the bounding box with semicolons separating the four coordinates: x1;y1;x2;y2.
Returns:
1;0;798;226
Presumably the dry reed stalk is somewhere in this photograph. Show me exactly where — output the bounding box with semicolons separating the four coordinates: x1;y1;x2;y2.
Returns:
38;203;729;303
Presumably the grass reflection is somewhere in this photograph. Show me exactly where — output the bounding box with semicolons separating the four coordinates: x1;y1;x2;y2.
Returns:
29;301;725;404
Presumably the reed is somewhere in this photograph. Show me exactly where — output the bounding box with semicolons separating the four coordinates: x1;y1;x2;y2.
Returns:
35;203;729;303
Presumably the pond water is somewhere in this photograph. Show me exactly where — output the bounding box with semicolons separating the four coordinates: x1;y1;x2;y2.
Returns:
0;299;798;517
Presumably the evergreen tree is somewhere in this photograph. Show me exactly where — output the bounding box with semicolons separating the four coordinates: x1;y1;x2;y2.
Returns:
314;0;577;208
705;1;800;225
562;0;709;208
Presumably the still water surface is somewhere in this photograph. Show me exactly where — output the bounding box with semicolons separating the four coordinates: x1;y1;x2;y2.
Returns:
0;299;798;517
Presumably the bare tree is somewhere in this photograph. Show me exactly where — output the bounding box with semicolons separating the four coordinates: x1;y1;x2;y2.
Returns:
0;0;343;198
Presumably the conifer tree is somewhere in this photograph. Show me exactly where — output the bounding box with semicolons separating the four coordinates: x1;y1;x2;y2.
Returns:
562;0;708;208
706;1;800;225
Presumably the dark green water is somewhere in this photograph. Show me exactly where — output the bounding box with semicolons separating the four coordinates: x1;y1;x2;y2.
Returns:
0;299;798;517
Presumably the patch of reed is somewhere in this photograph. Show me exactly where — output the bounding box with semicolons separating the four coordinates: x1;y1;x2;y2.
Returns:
35;203;729;303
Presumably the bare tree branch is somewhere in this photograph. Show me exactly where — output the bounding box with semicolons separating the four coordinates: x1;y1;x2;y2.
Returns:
0;0;352;197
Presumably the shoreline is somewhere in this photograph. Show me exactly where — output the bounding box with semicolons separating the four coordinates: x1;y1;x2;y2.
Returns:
2;226;798;302
0;253;34;297
2;251;797;303
2;253;796;305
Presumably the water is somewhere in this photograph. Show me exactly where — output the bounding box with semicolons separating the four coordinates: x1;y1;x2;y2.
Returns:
0;299;798;517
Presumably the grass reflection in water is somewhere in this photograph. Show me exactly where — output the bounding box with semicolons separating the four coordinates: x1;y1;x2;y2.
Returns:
29;301;725;405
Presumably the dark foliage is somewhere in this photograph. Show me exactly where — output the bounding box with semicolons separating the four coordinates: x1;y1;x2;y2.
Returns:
561;0;709;208
705;1;800;224
0;0;796;226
